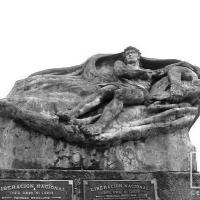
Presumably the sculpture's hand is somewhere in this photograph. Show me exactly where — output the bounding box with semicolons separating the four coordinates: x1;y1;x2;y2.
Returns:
153;69;166;77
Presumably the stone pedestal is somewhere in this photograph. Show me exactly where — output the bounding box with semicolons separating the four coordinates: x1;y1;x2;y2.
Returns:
0;169;199;200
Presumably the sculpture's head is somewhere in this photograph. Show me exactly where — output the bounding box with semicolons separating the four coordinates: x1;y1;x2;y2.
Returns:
124;46;141;64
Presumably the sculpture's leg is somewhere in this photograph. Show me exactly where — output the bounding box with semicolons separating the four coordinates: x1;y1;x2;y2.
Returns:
57;93;102;121
57;85;117;121
86;86;148;136
86;96;124;136
73;95;102;117
76;84;117;117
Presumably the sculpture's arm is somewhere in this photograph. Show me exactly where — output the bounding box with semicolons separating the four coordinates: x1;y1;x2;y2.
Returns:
150;61;195;80
159;61;198;77
113;60;151;80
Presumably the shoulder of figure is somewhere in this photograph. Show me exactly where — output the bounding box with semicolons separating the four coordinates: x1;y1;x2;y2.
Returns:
113;60;126;77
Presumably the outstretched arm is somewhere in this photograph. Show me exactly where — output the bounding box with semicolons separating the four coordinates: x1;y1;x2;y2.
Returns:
113;60;151;80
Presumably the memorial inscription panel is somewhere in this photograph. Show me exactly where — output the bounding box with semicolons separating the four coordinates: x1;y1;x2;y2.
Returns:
0;180;73;200
84;180;157;200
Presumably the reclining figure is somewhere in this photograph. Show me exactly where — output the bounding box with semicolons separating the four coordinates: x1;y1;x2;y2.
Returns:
57;46;200;135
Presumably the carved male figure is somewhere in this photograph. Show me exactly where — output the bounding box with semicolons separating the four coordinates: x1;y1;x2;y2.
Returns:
58;46;156;135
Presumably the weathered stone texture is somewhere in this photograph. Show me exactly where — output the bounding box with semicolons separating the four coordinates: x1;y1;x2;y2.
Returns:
0;53;199;171
0;116;194;171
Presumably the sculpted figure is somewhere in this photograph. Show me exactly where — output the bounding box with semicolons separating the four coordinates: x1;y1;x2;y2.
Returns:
58;46;162;135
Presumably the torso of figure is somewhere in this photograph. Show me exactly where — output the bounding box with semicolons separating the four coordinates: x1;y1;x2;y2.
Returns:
113;60;152;91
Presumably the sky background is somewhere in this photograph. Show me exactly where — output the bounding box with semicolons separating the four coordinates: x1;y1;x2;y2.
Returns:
0;0;200;168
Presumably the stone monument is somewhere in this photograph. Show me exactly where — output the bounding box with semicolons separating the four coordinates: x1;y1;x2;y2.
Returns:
0;46;200;199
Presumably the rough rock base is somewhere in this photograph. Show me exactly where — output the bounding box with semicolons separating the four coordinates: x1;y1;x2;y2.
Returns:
0;117;195;171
